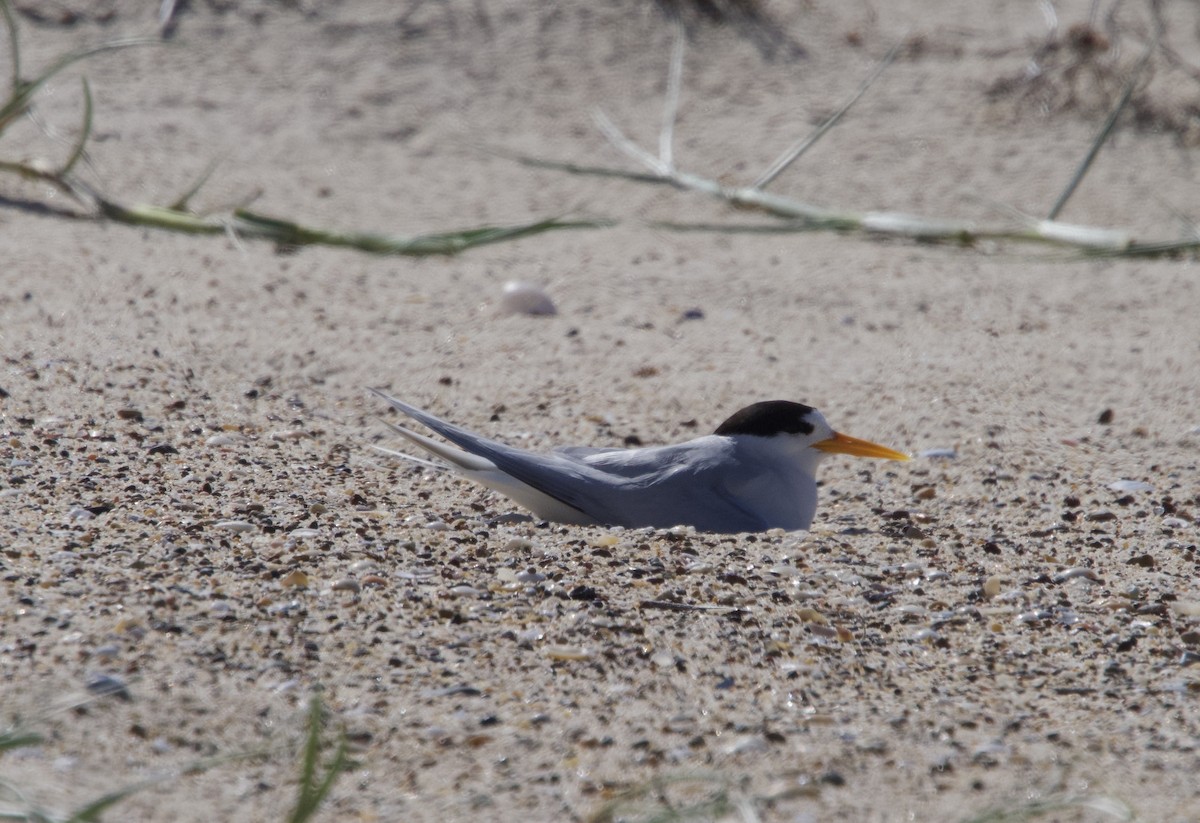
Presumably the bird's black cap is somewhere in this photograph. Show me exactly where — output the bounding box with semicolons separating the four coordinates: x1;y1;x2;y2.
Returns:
714;400;817;437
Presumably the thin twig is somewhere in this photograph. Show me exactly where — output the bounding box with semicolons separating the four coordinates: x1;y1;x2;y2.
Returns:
638;599;746;613
499;149;672;184
592;109;670;176
1046;39;1155;220
159;0;181;31
753;38;903;191
659;22;685;173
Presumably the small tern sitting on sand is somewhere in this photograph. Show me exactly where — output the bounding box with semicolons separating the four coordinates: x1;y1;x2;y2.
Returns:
371;389;908;534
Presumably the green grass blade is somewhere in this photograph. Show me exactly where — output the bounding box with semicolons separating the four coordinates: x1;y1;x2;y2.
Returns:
291;738;347;823
961;792;1134;823
64;782;154;823
96;199;227;234
0;36;157;136
1;0;19;95
295;695;323;813
58;77;92;176
168;157;221;212
287;695;349;823
233;210;610;255
0;729;42;754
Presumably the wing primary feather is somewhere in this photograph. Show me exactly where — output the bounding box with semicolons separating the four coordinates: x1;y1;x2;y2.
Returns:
370;388;602;517
370;444;447;472
379;418;497;473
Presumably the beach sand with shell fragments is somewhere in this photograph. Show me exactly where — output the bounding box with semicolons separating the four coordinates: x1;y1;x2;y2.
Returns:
2;1;1200;820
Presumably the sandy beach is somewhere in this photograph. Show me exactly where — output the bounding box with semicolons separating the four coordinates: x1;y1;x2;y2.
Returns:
2;1;1200;820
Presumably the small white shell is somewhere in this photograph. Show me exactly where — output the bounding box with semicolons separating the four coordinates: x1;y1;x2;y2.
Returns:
499;281;556;316
1108;479;1153;493
206;434;243;447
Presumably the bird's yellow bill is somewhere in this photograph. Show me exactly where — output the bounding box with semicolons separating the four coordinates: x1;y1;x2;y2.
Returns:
813;431;910;461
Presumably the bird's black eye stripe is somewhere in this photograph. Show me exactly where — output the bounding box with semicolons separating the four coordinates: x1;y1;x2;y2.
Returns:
714;401;816;437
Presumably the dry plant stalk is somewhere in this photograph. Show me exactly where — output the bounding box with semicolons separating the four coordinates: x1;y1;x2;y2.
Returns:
518;20;1199;259
0;0;602;256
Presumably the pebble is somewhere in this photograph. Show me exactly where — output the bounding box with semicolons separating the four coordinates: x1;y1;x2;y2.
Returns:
982;575;1004;599
93;644;120;660
1052;567;1101;583
289;528;320;539
1085;510;1118;522
210;600;234;618
280;570;309;588
517;627;545;644
796;608;829;625
1162;517;1191;529
543;645;593;661
1056;609;1080;626
1171;601;1200;618
331;578;361;593
918;447;957;460
769;563;802;578
1181;651;1200;667
85;673;131;701
499;281;557;316
650;650;675;667
723;735;768;755
215;520;255;532
1016;609;1053;623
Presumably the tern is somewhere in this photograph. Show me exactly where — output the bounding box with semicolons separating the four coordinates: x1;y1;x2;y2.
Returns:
370;389;908;534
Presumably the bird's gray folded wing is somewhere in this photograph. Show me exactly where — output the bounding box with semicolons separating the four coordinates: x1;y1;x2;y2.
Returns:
371;389;611;516
554;445;625;460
